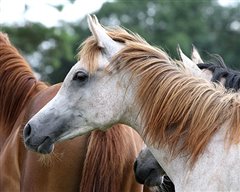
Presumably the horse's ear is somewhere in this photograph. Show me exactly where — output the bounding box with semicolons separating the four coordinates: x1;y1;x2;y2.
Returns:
177;45;203;77
87;14;122;57
177;45;196;66
191;45;203;64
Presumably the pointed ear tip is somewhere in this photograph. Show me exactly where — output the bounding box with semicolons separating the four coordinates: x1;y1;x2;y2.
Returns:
87;14;101;28
87;14;92;21
87;14;92;25
98;41;105;48
176;44;180;50
92;14;97;19
177;46;183;53
87;14;96;22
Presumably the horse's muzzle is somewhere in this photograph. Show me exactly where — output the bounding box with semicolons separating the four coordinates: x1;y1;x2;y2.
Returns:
23;123;54;154
134;160;162;186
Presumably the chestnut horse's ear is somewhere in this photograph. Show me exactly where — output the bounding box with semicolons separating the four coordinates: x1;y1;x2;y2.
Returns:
87;14;123;58
191;45;203;64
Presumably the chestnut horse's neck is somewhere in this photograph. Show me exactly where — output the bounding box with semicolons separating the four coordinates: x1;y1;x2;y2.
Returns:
0;33;47;141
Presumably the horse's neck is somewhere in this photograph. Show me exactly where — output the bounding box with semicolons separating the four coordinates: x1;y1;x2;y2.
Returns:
148;147;187;187
123;100;239;190
148;123;240;191
121;66;213;131
0;81;47;145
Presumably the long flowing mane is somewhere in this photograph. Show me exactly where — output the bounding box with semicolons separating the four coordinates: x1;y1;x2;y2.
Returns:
112;39;240;166
80;125;140;191
79;27;240;165
0;33;47;136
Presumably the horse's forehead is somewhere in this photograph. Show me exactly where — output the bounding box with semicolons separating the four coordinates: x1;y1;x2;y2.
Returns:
67;61;86;73
76;53;108;73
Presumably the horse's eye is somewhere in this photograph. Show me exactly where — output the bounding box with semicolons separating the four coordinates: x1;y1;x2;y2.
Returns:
72;71;89;83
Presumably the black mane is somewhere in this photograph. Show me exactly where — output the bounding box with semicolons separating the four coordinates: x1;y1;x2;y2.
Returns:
197;55;240;91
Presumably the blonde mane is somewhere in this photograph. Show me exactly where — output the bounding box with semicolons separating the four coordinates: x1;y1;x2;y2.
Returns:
78;27;240;165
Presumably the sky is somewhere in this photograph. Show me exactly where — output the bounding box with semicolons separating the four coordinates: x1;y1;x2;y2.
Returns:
0;0;109;27
0;0;238;27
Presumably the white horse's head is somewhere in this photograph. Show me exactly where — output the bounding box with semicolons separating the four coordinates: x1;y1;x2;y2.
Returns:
23;15;210;155
23;15;138;153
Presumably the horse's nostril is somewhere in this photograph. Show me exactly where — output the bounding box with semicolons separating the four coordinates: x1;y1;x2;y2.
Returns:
23;123;32;139
133;160;138;172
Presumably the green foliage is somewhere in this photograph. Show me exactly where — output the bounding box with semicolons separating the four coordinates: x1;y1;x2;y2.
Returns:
1;0;240;83
97;0;240;67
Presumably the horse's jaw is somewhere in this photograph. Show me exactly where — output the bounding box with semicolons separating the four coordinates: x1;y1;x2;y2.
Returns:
36;137;55;154
57;126;97;142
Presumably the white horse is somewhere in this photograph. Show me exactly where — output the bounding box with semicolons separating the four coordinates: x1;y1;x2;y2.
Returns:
23;15;240;191
134;50;240;191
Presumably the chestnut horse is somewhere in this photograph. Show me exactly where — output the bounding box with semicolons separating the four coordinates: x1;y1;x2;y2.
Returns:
0;32;147;192
23;15;240;191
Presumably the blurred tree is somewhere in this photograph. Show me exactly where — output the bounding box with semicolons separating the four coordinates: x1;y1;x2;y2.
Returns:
1;0;240;84
97;0;240;70
2;23;79;83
